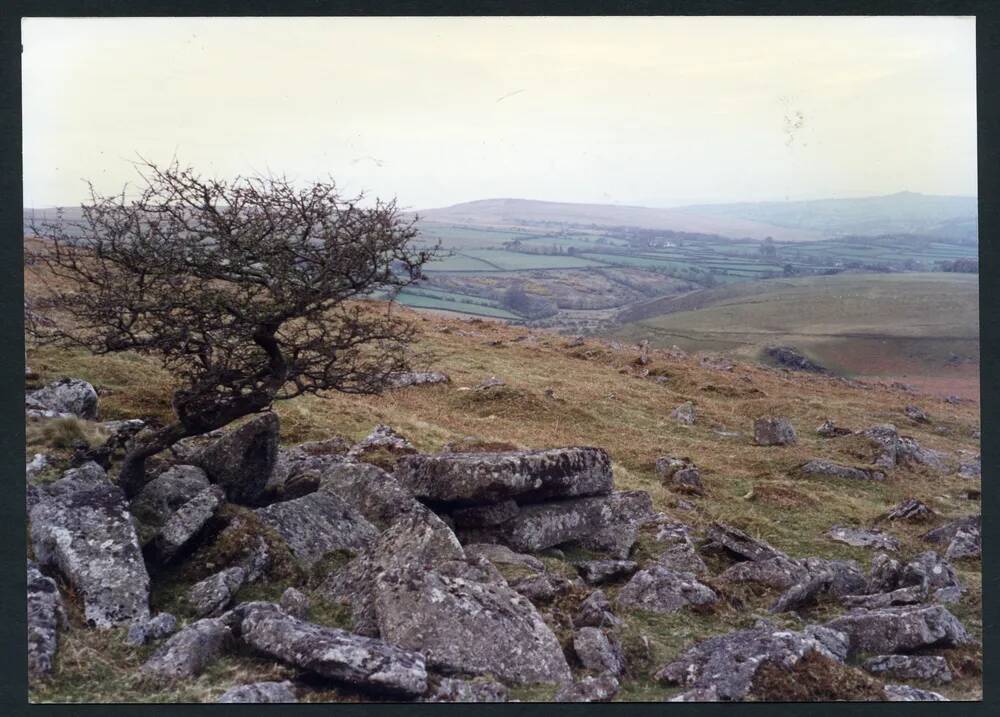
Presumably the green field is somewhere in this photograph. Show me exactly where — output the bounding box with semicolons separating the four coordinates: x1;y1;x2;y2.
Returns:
393;290;521;319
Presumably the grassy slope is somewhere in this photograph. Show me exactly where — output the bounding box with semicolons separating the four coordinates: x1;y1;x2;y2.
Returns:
611;273;979;387
27;309;982;702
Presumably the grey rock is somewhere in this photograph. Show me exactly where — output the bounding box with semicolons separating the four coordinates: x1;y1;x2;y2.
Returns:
753;416;797;446
574;589;622;629
616;566;718;614
869;552;904;593
670;401;697;425
934;585;963;604
27;561;65;680
239;605;428;697
901;551;961;591
816;419;852;437
884;684;949;701
860;424;902;468
897;437;948;472
464;543;544;573
188;567;247;617
706;522;786;562
655;623;849;701
770;571;837;613
797;459;885;481
26;453;51;481
655;456;703;494
824;604;971;655
386;370;450;389
578;490;656;558
395;446;613;505
279;587;310;620
653;522;707;574
509;573;561;603
130;465;210;529
904;405;930;423
347;424;417;462
827;525;900;551
218;681;297;703
151;486;225;562
26;378;99;419
423;677;508;702
921;514;980;545
765;345;827;373
577;560;638;585
945;526;981;560
574;627;625;676
475;376;506;390
800;557;867;597
863;654;951;684
190;412;279;505
452;499;520;528
842;585;927;609
720;555;808;591
125;612;179;646
256;489;377;568
29;464;150;628
317;461;422;530
141;618;233;679
958;459;981;479
554;674;620;702
881;498;935;522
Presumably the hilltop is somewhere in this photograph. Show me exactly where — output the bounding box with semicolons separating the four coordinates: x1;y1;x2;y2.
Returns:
26;306;981;702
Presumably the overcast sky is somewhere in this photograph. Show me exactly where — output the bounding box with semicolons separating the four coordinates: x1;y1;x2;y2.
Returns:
22;16;977;209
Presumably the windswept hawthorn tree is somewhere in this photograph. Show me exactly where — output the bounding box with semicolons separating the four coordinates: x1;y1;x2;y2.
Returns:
27;160;436;496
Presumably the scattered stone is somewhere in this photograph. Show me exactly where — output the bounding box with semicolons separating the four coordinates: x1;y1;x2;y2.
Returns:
151;486;225;562
958;458;981;479
256;489;377;568
129;465;211;530
554;674;620;702
29;463;150;628
699;354;734;372
574;627;625;676
395;447;613;505
764;346;827;373
423;678;508;703
577;560;638;585
509;573;560;603
904;405;930;423
190;412;279;505
796;459;885;482
868;552;904;593
616;566;717;614
385;371;450;389
655;623;849;701
921;515;980;545
188;567;247;617
945;526;981;560
141;618;233;679
27;561;65;680
770;572;837;613
670;401;697;425
574;590;622;628
863;655;952;684
897;437;949;471
279;587;311;620
706;522;785;563
125;613;178;647
218;681;297;703
475;376;506;391
655;456;703;495
842;585;927;609
901;551;961;591
26;377;99;419
753;416;797;446
816;419;852;438
653;522;707;574
884;684;949;701
824;604;970;655
826;525;900;552
239;607;428;697
859;424;902;468
347;424;418;465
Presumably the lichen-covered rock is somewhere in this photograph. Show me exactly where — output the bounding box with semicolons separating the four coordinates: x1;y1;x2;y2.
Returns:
315;461;422;530
27;561;65;680
509;573;560;603
190;412;279;505
904;405;930;423
827;525;899;552
863;655;952;684
125;613;178;647
188;567;247;617
901;551;960;592
753;416;797;446
279;587;310;620
347;424;418;466
151;486;225;563
897;437;948;471
141;618;233;679
824;605;971;655
797;460;885;482
29;463;150;628
26;453;51;481
816;419;852;437
554;674;620;702
451;499;520;528
655;456;703;495
574;627;625;676
765;345;827;373
921;514;980;545
577;560;638;585
945;526;981;561
719;555;807;591
130;465;210;530
958;459;981;479
218;681;298;703
706;522;786;563
880;498;935;522
396;447;613;506
463;543;544;573
26;377;99;419
653;521;707;574
670;401;697;425
859;424;902;468
655;623;849;701
239;608;427;697
842;585;927;609
616;566;718;614
256;489;377;568
385;371;450;389
574;589;622;628
578;490;656;558
423;677;508;702
883;684;949;701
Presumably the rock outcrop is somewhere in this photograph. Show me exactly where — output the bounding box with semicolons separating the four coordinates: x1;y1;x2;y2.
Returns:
26;378;99;419
189;412;279;505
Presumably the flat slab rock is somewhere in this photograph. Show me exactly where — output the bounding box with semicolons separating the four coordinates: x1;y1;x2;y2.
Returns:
255;489;378;568
394;447;613;506
151;485;225;562
827;525;900;552
29;463;150;628
616;566;717;614
824;604;971;655
656;623;849;701
239;606;428;697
